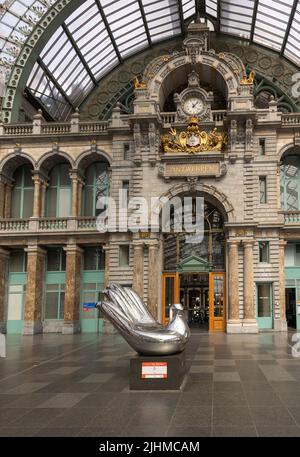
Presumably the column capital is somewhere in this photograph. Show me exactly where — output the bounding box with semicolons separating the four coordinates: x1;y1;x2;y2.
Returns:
227;239;240;246
63;243;84;255
0;172;13;185
278;239;287;248
132;241;144;248
147;240;159;249
0;247;10;259
24;245;47;256
32;170;48;182
102;244;110;252
69;169;84;185
242;239;255;247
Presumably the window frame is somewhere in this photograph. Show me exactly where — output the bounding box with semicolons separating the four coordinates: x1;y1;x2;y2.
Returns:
280;155;300;211
82;162;109;217
11;165;34;219
259;241;270;263
46;163;72;218
259;176;267;204
119;244;130;267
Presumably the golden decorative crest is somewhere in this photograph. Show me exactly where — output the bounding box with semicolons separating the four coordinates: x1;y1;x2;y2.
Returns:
133;76;147;90
240;70;256;85
161;117;227;154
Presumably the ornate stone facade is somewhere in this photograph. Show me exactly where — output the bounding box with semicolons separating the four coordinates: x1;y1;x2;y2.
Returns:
0;24;299;334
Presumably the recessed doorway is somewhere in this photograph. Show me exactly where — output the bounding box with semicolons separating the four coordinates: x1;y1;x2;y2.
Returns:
179;273;209;331
286;288;296;330
161;271;226;332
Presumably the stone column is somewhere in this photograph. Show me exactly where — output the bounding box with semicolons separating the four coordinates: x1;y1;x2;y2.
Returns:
276;239;288;331
0;178;6;218
147;241;159;318
23;245;46;334
132;243;144;299
77;181;83;217
62;243;83;334
101;243;117;334
32;175;42;218
4;182;12;218
103;244;110;287
227;240;242;333
40;182;47;217
0;248;9;333
243;240;258;333
70;171;83;217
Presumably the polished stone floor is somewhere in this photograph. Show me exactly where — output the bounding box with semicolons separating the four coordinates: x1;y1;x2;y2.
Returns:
0;330;300;437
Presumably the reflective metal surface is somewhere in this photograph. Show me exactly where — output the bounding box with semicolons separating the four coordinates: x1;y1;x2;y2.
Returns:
97;283;190;356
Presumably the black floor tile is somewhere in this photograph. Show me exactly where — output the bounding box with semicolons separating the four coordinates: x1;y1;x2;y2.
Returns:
213;406;253;427
250;406;297;427
212;426;257;437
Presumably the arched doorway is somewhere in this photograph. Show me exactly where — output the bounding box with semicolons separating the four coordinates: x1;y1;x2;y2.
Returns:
161;195;226;332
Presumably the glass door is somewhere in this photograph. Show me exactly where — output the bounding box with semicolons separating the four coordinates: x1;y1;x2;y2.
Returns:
161;273;180;324
209;272;226;332
257;283;273;329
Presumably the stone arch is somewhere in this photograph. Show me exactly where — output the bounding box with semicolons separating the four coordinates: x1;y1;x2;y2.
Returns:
146;52;245;110
36;150;75;176
74;149;112;173
0;151;36;179
152;182;235;224
278;143;300;162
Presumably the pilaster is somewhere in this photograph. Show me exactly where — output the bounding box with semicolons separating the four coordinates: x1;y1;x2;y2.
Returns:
147;240;159;318
243;240;258;333
62;242;83;334
0;248;9;333
227;240;242;333
132;242;144;299
23;244;46;335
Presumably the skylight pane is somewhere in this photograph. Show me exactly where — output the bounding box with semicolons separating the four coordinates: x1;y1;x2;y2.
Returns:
284;4;300;66
102;0;148;57
141;0;180;41
253;0;293;52
206;0;218;17
220;0;255;39
151;25;181;43
182;0;196;19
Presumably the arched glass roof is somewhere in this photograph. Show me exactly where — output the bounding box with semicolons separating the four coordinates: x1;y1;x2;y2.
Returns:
0;0;299;120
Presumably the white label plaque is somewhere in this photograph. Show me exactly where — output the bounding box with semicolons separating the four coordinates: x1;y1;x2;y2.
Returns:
141;362;167;379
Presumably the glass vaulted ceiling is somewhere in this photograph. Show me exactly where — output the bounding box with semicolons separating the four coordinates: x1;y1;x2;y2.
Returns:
0;0;300;120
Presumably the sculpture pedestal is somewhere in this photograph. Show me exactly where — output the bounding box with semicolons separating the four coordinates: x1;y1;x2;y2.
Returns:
130;351;186;391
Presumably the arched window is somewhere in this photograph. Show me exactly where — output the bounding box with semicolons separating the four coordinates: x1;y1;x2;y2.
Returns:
46;163;71;217
280;155;300;211
82;162;109;216
11;165;34;218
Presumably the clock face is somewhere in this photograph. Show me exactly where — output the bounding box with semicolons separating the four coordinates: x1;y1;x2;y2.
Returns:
183;97;204;115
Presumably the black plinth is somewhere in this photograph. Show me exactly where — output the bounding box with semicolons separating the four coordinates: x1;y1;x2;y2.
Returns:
129;351;186;390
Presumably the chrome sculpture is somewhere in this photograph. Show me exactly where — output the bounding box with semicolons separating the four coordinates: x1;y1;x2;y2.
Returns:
97;283;190;356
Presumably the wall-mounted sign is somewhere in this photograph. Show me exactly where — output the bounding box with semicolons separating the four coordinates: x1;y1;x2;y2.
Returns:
165;162;220;178
83;302;97;312
141;362;167;379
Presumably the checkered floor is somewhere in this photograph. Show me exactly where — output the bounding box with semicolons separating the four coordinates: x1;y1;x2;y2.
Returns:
0;330;300;437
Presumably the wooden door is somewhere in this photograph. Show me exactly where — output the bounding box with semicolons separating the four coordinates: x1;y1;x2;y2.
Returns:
209;272;226;332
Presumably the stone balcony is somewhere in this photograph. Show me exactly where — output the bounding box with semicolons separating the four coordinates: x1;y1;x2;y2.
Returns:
280;211;300;225
0;216;98;236
159;110;228;128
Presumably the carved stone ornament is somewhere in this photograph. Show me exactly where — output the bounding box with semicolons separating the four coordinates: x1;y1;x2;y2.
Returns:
161;117;227;154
